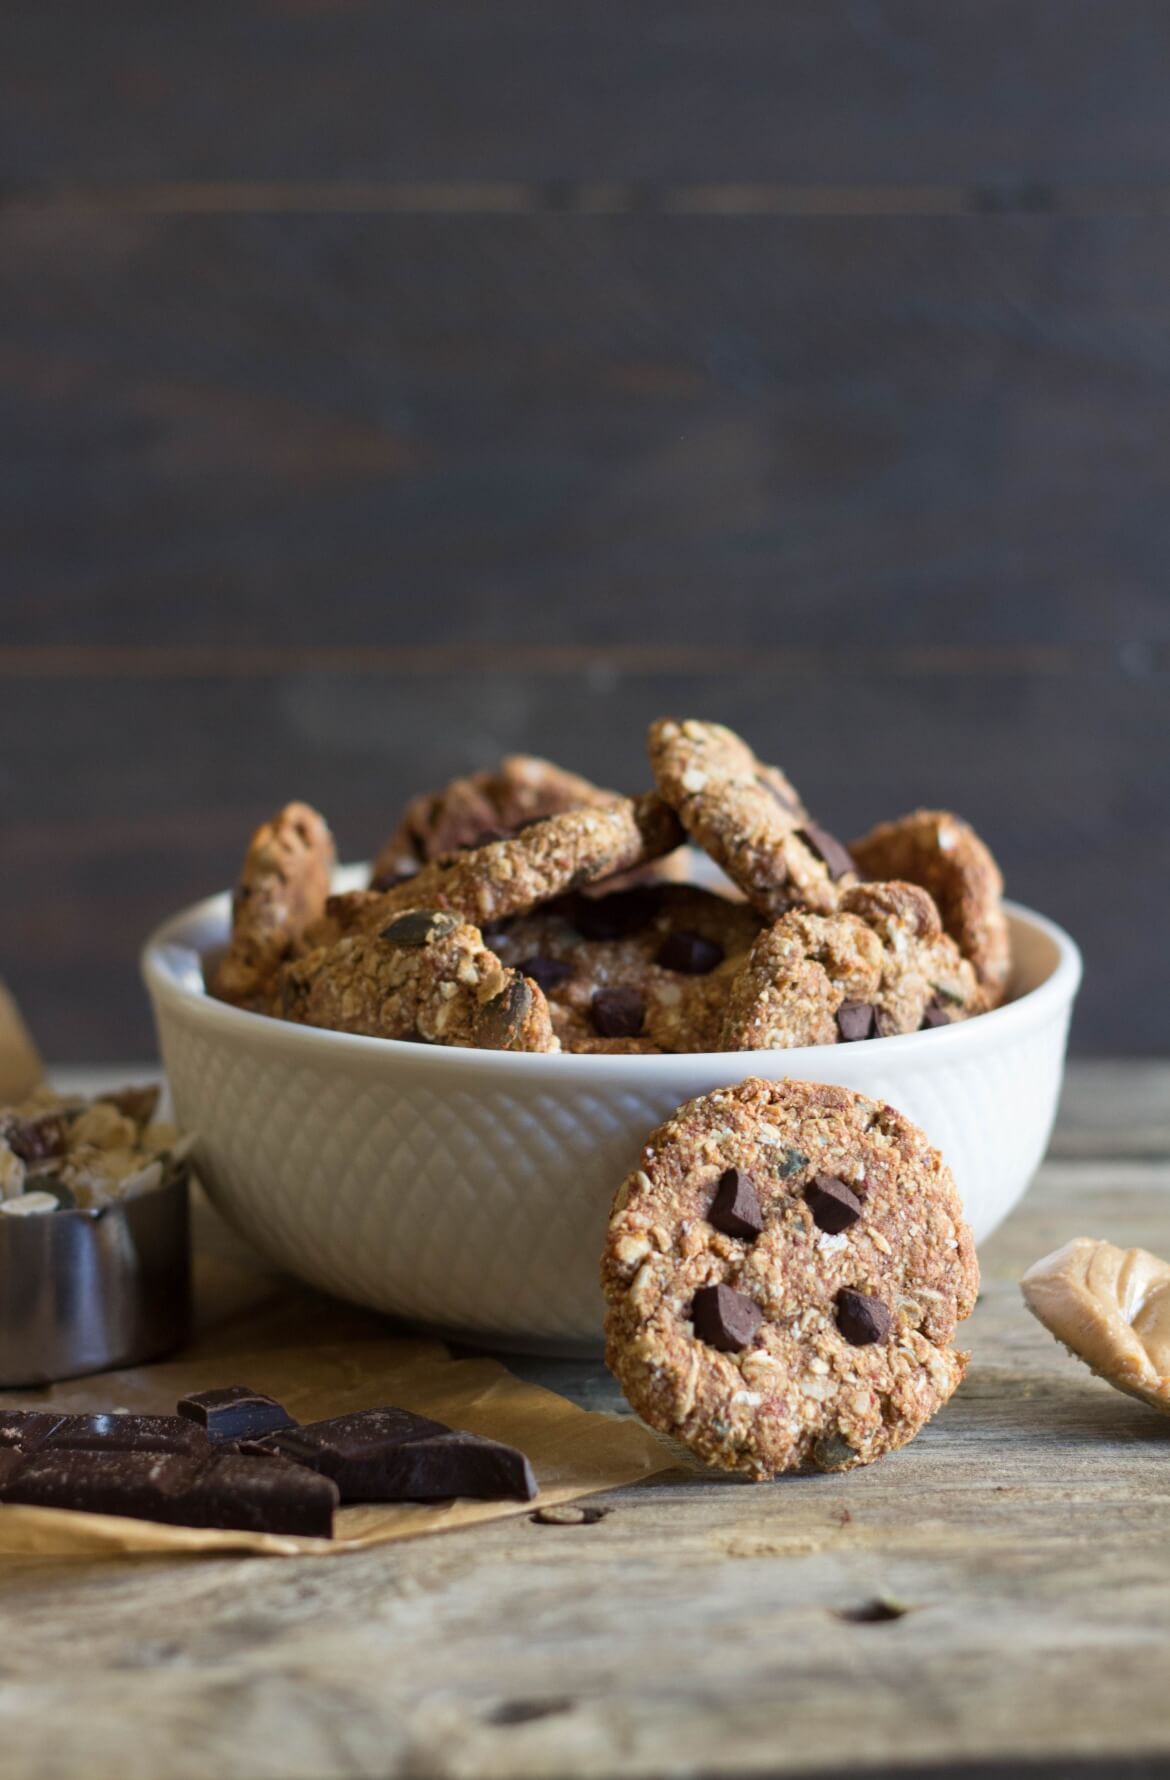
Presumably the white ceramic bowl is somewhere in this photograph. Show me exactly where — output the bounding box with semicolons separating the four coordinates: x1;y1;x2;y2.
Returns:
142;871;1081;1355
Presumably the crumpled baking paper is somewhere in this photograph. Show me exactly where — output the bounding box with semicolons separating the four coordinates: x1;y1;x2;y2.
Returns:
0;1179;672;1557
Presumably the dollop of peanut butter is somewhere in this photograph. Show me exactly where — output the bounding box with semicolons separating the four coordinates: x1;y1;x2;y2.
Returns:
1021;1237;1170;1411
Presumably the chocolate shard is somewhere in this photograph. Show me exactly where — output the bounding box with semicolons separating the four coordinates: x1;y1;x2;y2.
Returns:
570;887;662;941
515;955;574;993
349;1433;537;1503
835;1288;892;1346
797;821;857;881
380;909;460;948
0;1410;66;1452
836;1000;877;1043
182;1453;338;1537
707;1168;764;1241
804;1174;864;1234
46;1414;209;1456
246;1407;535;1504
2;1449;198;1521
177;1386;297;1444
920;997;952;1030
655;930;725;975
590;986;646;1039
691;1283;763;1352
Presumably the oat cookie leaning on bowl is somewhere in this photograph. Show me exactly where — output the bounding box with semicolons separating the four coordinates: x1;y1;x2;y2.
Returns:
602;1077;978;1477
850;808;1010;1009
719;881;980;1051
648;718;857;919
210;801;335;1013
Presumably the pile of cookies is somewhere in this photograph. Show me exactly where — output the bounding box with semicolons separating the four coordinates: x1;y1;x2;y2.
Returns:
209;718;1010;1056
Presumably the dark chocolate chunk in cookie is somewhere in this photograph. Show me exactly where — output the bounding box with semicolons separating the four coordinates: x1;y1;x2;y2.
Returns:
707;1168;764;1240
516;955;574;993
805;1175;864;1234
691;1284;763;1352
591;987;646;1038
572;887;663;941
920;998;952;1030
797;822;857;882
836;1000;877;1042
835;1289;892;1346
656;930;724;975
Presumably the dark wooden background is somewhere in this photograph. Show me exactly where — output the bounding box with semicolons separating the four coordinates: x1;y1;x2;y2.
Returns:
3;2;1168;1060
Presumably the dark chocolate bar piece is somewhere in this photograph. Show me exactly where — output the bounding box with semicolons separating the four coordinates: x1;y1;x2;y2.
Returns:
183;1453;337;1537
4;1449;197;1520
177;1385;297;1444
248;1406;536;1503
355;1432;538;1502
45;1413;209;1456
2;1447;337;1537
0;1411;65;1452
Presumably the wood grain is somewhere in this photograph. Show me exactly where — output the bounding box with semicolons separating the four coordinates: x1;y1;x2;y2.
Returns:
0;1064;1168;1780
7;2;1170;188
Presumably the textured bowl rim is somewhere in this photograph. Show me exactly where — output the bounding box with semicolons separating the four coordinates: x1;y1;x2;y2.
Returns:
141;878;1082;1083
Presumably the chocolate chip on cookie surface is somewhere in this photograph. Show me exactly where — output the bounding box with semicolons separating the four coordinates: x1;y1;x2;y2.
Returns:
360;794;685;934
648;718;855;918
719;880;980;1049
602;1077;977;1478
850;808;1010;1008
488;885;762;1053
371;755;616;886
281;911;559;1051
211;803;335;1012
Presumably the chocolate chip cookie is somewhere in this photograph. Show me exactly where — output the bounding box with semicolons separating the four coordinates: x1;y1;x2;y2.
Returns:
371;755;615;887
489;885;762;1053
602;1077;978;1477
648;718;855;918
720;881;980;1049
211;803;335;1012
359;795;684;933
282;910;559;1051
850;809;1010;1007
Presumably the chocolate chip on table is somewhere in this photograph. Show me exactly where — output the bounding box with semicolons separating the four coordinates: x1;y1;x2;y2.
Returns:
836;1001;877;1042
591;987;645;1039
691;1283;763;1352
380;909;460;948
707;1169;764;1240
835;1288;892;1346
797;822;857;881
920;998;952;1030
571;887;662;941
516;956;574;993
805;1174;864;1234
655;930;725;975
177;1385;297;1444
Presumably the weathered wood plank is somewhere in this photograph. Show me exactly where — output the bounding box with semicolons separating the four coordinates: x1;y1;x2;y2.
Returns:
4;214;1170;652
6;2;1170;188
0;1123;1168;1780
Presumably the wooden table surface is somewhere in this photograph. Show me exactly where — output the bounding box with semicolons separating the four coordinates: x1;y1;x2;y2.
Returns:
3;1059;1170;1780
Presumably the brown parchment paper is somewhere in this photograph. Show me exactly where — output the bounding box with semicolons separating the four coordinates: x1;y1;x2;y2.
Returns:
0;1189;672;1558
